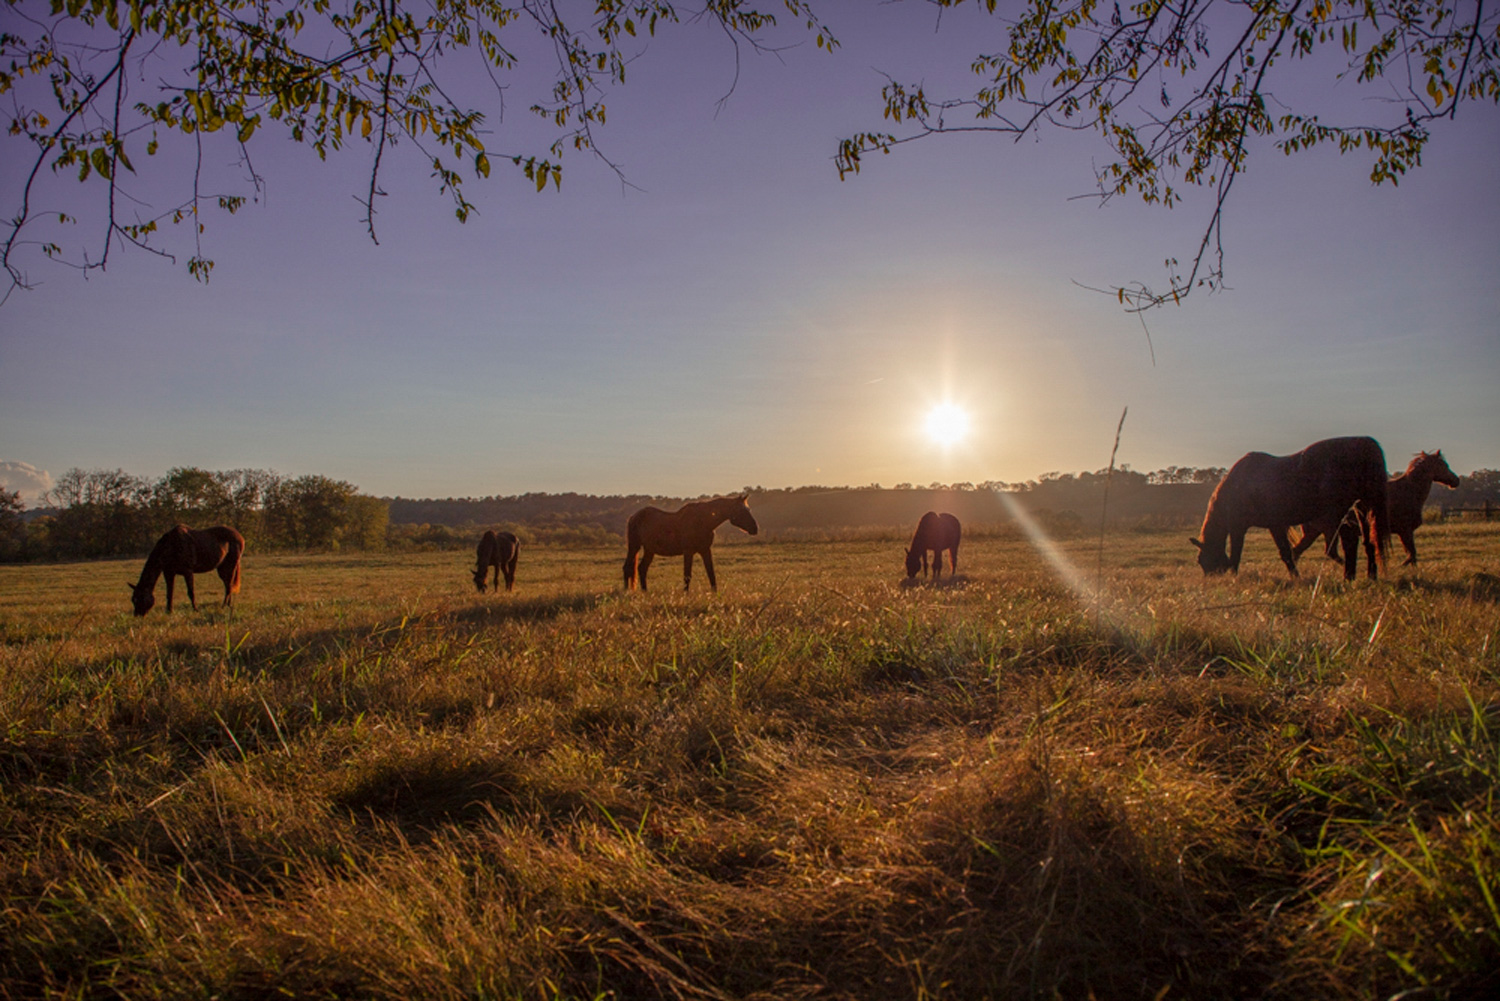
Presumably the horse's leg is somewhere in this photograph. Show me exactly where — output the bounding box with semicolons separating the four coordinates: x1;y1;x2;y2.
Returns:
1290;528;1312;560
638;552;654;591
1399;530;1417;566
1270;527;1299;578
164;573;176;613
504;557;516;591
683;553;694;592
1340;523;1359;581
184;572;198;609
1362;520;1379;580
1228;530;1246;573
218;564;234;606
950;544;958;576
932;548;944;580
702;549;718;592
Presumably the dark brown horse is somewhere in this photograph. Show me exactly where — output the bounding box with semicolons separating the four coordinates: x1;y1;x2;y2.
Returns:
1293;449;1459;568
1190;436;1390;581
129;524;245;616
905;511;961;580
624;495;758;592
473;529;519;592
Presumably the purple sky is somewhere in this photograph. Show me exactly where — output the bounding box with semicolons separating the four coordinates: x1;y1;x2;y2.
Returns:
2;3;1497;504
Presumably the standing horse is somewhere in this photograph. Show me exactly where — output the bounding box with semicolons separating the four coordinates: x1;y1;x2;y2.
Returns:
624;495;758;592
1190;436;1390;581
129;524;245;616
1292;449;1460;567
473;530;519;592
905;511;961;581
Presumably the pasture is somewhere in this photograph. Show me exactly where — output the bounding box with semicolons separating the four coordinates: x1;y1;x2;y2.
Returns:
2;525;1498;999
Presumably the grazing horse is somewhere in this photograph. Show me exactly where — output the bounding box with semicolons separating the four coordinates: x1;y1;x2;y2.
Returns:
623;495;758;592
129;524;244;616
1190;436;1390;581
905;511;961;581
473;530;519;592
1292;449;1460;568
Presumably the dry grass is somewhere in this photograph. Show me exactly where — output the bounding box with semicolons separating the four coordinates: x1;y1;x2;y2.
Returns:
2;524;1497;999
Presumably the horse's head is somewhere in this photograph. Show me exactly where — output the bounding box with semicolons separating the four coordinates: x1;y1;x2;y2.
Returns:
1189;537;1232;575
471;567;489;592
128;581;155;616
1424;450;1461;489
728;495;759;535
904;548;922;579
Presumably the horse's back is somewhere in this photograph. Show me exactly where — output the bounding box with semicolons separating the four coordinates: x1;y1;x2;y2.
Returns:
937;512;961;546
914;511;960;549
629;505;696;554
1217;438;1384;528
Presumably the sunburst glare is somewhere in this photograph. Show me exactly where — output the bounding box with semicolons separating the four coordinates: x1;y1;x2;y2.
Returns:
923;402;971;448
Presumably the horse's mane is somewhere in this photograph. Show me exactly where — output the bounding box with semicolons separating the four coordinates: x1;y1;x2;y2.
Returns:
1197;476;1231;541
1401;450;1441;477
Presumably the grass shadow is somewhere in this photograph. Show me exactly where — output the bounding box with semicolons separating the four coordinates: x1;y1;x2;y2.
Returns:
897;573;972;590
451;591;608;627
1390;571;1500;603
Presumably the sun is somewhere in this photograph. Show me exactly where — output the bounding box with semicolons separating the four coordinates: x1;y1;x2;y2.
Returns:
923;402;971;447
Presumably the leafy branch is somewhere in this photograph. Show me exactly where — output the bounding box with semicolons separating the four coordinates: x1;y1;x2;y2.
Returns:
0;0;837;294
836;0;1499;310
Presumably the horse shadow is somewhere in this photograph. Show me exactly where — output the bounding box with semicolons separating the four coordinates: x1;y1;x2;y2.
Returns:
898;573;972;590
1390;571;1500;604
452;591;607;627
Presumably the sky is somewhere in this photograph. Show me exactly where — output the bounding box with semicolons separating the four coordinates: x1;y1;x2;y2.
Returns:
2;2;1497;505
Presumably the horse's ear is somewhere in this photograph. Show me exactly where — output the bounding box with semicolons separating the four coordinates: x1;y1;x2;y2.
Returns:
127;581;136;590
1188;538;1203;549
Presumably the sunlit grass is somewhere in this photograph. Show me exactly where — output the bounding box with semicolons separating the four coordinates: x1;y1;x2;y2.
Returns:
2;524;1497;998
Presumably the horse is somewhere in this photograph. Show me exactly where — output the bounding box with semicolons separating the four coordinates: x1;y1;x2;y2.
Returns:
129;524;245;616
1189;436;1390;581
905;511;961;581
623;494;758;592
1292;449;1459;568
473;529;519;592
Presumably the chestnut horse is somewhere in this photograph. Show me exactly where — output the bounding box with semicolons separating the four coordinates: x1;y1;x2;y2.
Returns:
624;495;758;592
129;524;244;616
1190;436;1390;581
1292;449;1460;568
472;530;519;592
905;511;961;581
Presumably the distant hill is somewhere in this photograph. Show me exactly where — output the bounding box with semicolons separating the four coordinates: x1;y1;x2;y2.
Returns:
384;477;1223;541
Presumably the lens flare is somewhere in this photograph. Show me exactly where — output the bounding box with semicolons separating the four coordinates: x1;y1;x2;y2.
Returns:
924;402;970;447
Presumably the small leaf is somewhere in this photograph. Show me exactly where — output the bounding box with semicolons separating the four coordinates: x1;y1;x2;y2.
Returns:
475;152;490;178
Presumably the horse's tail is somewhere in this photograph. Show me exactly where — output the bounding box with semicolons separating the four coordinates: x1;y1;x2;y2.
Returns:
623;518;640;589
227;535;244;596
1366;471;1391;575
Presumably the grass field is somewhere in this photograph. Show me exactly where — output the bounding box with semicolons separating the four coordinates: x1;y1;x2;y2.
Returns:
3;523;1498;999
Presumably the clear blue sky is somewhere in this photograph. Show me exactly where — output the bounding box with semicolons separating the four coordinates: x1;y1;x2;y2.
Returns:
2;3;1497;504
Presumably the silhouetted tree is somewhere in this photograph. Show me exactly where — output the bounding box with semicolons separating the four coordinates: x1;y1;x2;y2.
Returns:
0;489;24;559
153;466;234;526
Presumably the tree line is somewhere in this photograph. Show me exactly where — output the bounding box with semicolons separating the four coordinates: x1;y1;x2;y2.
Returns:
0;467;387;562
4;464;1497;563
